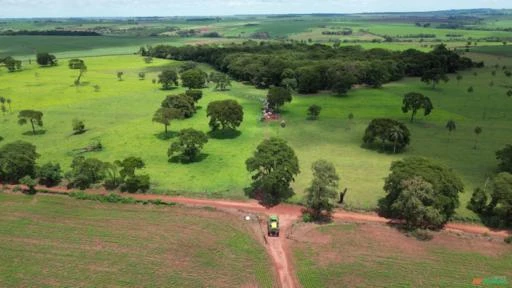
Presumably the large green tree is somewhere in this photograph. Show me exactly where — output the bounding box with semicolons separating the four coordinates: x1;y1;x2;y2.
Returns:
401;92;433;123
68;59;87;85
161;94;196;118
421;68;449;89
267;87;292;112
206;100;244;131
363;118;411;153
18;110;44;135
36;52;57;66
152;107;184;134
246;137;300;204
0;141;39;183
181;68;207;89
379;157;464;229
468;172;512;227
37;162;62;187
168;128;208;163
390;176;444;229
114;157;150;193
305;160;340;220
497;145;512;173
158;70;179;90
66;156;106;190
210;72;231;91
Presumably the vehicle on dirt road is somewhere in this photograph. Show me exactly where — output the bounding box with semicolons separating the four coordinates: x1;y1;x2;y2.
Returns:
267;215;280;237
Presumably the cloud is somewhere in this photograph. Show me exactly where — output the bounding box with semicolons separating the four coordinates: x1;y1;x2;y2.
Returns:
0;0;511;17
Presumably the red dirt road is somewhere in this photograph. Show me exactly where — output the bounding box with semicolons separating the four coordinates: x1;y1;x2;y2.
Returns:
2;185;511;288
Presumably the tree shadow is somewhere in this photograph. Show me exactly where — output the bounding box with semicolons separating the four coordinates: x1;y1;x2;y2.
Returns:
71;129;89;136
243;186;291;208
159;87;178;91
154;131;179;140
208;129;242;140
22;130;46;136
168;153;209;164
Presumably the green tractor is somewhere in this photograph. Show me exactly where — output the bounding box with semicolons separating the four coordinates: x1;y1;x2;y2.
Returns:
267;215;280;237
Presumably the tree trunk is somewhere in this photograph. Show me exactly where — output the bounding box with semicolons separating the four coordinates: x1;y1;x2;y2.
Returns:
165;124;168;134
30;119;36;135
410;111;416;123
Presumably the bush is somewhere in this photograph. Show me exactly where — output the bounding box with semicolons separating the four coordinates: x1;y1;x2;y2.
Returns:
185;89;203;103
302;212;313;223
121;174;150;193
505;236;512;244
37;162;62;187
19;175;37;194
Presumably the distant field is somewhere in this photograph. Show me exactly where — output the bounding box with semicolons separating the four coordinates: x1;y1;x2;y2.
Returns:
0;36;202;58
470;45;512;57
0;192;274;287
1;52;511;217
292;222;512;287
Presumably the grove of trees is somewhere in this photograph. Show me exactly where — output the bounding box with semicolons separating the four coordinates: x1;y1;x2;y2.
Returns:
144;43;474;94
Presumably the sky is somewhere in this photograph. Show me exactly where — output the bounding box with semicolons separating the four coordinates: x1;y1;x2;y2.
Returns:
0;0;511;18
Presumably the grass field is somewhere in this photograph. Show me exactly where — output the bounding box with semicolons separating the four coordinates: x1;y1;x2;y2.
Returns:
291;222;512;288
0;192;274;287
1;50;511;217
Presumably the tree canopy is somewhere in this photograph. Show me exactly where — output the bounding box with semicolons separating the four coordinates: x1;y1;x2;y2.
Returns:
363;118;410;153
246;137;300;204
152;107;184;134
66;156;106;190
161;94;196;118
168;128;208;163
0;141;39;183
36;52;57;66
496;145;512;173
401;92;433;122
267;87;292;112
145;43;474;94
468;172;512;227
210;72;231;91
158;70;179;90
18;110;44;135
304;160;340;220
379;157;464;229
180;68;207;89
206;100;244;131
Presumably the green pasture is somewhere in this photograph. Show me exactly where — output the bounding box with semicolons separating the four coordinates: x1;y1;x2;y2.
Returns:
0;35;204;59
292;223;512;288
1;50;511;217
0;192;274;287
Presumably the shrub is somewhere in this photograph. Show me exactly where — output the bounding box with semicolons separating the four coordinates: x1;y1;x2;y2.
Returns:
19;175;37;194
37;162;62;187
302;212;313;223
307;104;322;120
185;89;203;103
121;174;150;193
505;236;512;244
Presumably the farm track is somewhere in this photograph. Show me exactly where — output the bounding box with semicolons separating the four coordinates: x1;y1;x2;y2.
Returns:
2;184;511;288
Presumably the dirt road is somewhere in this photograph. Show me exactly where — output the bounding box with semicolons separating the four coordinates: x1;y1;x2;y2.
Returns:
2;185;511;288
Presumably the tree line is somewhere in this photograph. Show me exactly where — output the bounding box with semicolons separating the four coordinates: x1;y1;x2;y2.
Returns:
142;42;476;94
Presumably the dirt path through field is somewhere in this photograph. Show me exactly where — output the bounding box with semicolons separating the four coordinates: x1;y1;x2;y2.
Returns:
2;185;511;288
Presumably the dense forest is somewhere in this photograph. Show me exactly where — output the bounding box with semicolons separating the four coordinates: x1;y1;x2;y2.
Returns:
143;42;477;94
